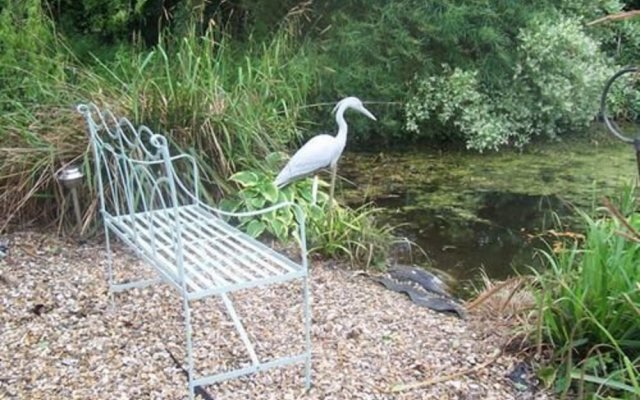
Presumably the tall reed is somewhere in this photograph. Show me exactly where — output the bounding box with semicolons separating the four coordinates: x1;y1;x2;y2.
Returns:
96;26;317;194
0;0;92;228
534;188;640;398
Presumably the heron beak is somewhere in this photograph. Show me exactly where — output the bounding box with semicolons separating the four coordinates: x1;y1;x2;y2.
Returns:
360;106;377;121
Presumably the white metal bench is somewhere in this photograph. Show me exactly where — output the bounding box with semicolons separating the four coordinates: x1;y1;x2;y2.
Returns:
77;103;311;399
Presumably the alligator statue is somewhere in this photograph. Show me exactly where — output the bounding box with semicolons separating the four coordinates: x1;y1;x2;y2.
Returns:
371;264;466;318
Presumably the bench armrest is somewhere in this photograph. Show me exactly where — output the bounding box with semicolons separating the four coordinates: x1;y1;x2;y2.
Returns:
198;200;305;225
195;200;307;251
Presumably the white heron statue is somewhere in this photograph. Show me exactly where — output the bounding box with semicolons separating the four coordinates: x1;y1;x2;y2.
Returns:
274;96;377;205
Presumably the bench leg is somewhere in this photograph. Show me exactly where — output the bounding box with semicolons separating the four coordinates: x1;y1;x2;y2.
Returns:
182;296;196;400
103;227;162;300
303;274;312;390
186;291;309;392
104;225;116;310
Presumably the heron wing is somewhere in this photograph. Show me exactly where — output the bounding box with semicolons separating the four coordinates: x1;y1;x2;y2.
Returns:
275;134;340;187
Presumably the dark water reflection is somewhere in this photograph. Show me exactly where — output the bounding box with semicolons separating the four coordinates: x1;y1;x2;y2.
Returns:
374;190;568;283
339;131;636;291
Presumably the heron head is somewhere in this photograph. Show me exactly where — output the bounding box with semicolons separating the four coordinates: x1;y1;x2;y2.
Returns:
332;96;377;121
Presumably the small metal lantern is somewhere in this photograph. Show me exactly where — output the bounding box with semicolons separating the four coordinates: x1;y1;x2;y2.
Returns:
57;165;85;189
56;164;85;234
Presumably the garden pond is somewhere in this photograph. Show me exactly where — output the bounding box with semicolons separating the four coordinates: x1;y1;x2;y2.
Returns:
339;126;638;294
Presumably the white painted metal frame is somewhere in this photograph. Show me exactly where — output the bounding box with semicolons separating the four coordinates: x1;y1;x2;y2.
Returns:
77;103;311;399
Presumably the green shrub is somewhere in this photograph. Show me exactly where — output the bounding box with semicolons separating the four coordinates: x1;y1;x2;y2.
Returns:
533;188;640;397
406;16;616;151
0;0;67;106
315;1;640;147
515;17;615;134
220;163;393;269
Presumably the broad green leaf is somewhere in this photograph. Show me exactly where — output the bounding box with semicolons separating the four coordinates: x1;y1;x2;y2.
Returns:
230;171;259;187
279;212;293;228
261;182;278;203
300;187;313;202
218;198;239;212
249;196;266;209
282;189;294;202
271;218;286;241
245;219;266;238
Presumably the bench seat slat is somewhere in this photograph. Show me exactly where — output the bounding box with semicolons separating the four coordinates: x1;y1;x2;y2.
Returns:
176;218;264;283
178;207;284;278
120;211;218;291
107;216;205;293
187;206;300;274
108;204;303;297
132;211;250;287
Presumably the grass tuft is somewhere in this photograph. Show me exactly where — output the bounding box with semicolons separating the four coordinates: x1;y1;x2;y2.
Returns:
532;185;640;398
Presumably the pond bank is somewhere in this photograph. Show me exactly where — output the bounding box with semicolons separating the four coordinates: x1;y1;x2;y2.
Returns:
0;230;549;399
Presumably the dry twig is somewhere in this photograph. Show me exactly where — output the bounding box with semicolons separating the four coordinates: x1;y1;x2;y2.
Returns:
465;277;524;311
602;197;640;242
587;10;640;26
390;349;502;392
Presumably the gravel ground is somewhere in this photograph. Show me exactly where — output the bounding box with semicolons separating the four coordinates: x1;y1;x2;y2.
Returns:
0;230;550;400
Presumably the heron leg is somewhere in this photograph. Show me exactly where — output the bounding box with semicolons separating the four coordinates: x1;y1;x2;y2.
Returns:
329;163;337;209
311;175;318;205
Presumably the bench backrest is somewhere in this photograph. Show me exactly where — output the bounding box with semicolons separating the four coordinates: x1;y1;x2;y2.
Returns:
77;103;200;221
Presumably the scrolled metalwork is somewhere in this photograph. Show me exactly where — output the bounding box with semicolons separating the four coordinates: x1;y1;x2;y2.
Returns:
600;66;639;144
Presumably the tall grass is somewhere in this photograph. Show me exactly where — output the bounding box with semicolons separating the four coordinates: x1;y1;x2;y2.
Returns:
0;0;94;228
97;27;317;187
533;188;640;398
0;0;318;230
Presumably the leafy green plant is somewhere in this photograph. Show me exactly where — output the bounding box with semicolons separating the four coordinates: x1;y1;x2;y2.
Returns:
219;154;301;242
514;16;615;135
532;186;640;398
220;159;393;269
406;16;617;151
308;201;393;269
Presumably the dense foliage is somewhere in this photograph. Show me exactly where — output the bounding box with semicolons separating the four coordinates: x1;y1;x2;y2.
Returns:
406;17;616;150
534;189;640;397
317;0;639;148
9;0;640;149
221;163;391;268
2;1;640;393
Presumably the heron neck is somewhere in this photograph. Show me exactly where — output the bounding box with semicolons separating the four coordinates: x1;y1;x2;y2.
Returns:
335;105;348;147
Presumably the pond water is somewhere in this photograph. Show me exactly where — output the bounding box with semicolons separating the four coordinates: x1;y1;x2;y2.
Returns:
339;126;637;292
